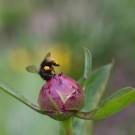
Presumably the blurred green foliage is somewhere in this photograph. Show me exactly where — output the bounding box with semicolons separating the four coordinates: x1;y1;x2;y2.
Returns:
0;0;135;135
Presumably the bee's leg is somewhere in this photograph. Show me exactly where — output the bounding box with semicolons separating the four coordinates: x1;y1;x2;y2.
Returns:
51;67;56;74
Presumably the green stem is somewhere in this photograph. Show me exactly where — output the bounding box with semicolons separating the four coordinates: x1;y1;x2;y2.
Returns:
62;118;74;135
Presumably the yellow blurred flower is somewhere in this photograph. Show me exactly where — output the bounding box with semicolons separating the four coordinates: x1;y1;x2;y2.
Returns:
9;44;72;73
36;44;72;73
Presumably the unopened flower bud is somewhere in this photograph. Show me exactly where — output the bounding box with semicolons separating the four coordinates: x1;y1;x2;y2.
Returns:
38;73;85;120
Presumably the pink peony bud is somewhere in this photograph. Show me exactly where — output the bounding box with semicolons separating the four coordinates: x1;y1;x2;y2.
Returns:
38;73;85;120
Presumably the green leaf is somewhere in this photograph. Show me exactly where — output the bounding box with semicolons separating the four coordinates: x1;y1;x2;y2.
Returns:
79;47;92;90
83;63;113;111
75;87;135;120
74;63;112;135
0;80;43;114
83;47;92;81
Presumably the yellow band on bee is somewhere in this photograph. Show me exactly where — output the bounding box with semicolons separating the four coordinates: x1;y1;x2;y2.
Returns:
44;66;50;71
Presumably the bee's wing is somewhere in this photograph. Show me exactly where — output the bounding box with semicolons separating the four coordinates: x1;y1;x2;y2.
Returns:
26;65;39;74
42;52;60;66
45;52;51;60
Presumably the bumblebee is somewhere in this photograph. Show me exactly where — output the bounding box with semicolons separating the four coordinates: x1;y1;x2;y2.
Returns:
39;53;60;81
26;53;60;81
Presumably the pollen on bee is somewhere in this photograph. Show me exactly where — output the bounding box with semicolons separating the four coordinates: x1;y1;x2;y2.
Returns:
44;66;50;71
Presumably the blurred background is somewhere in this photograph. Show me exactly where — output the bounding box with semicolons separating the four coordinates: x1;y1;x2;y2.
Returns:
0;0;135;135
